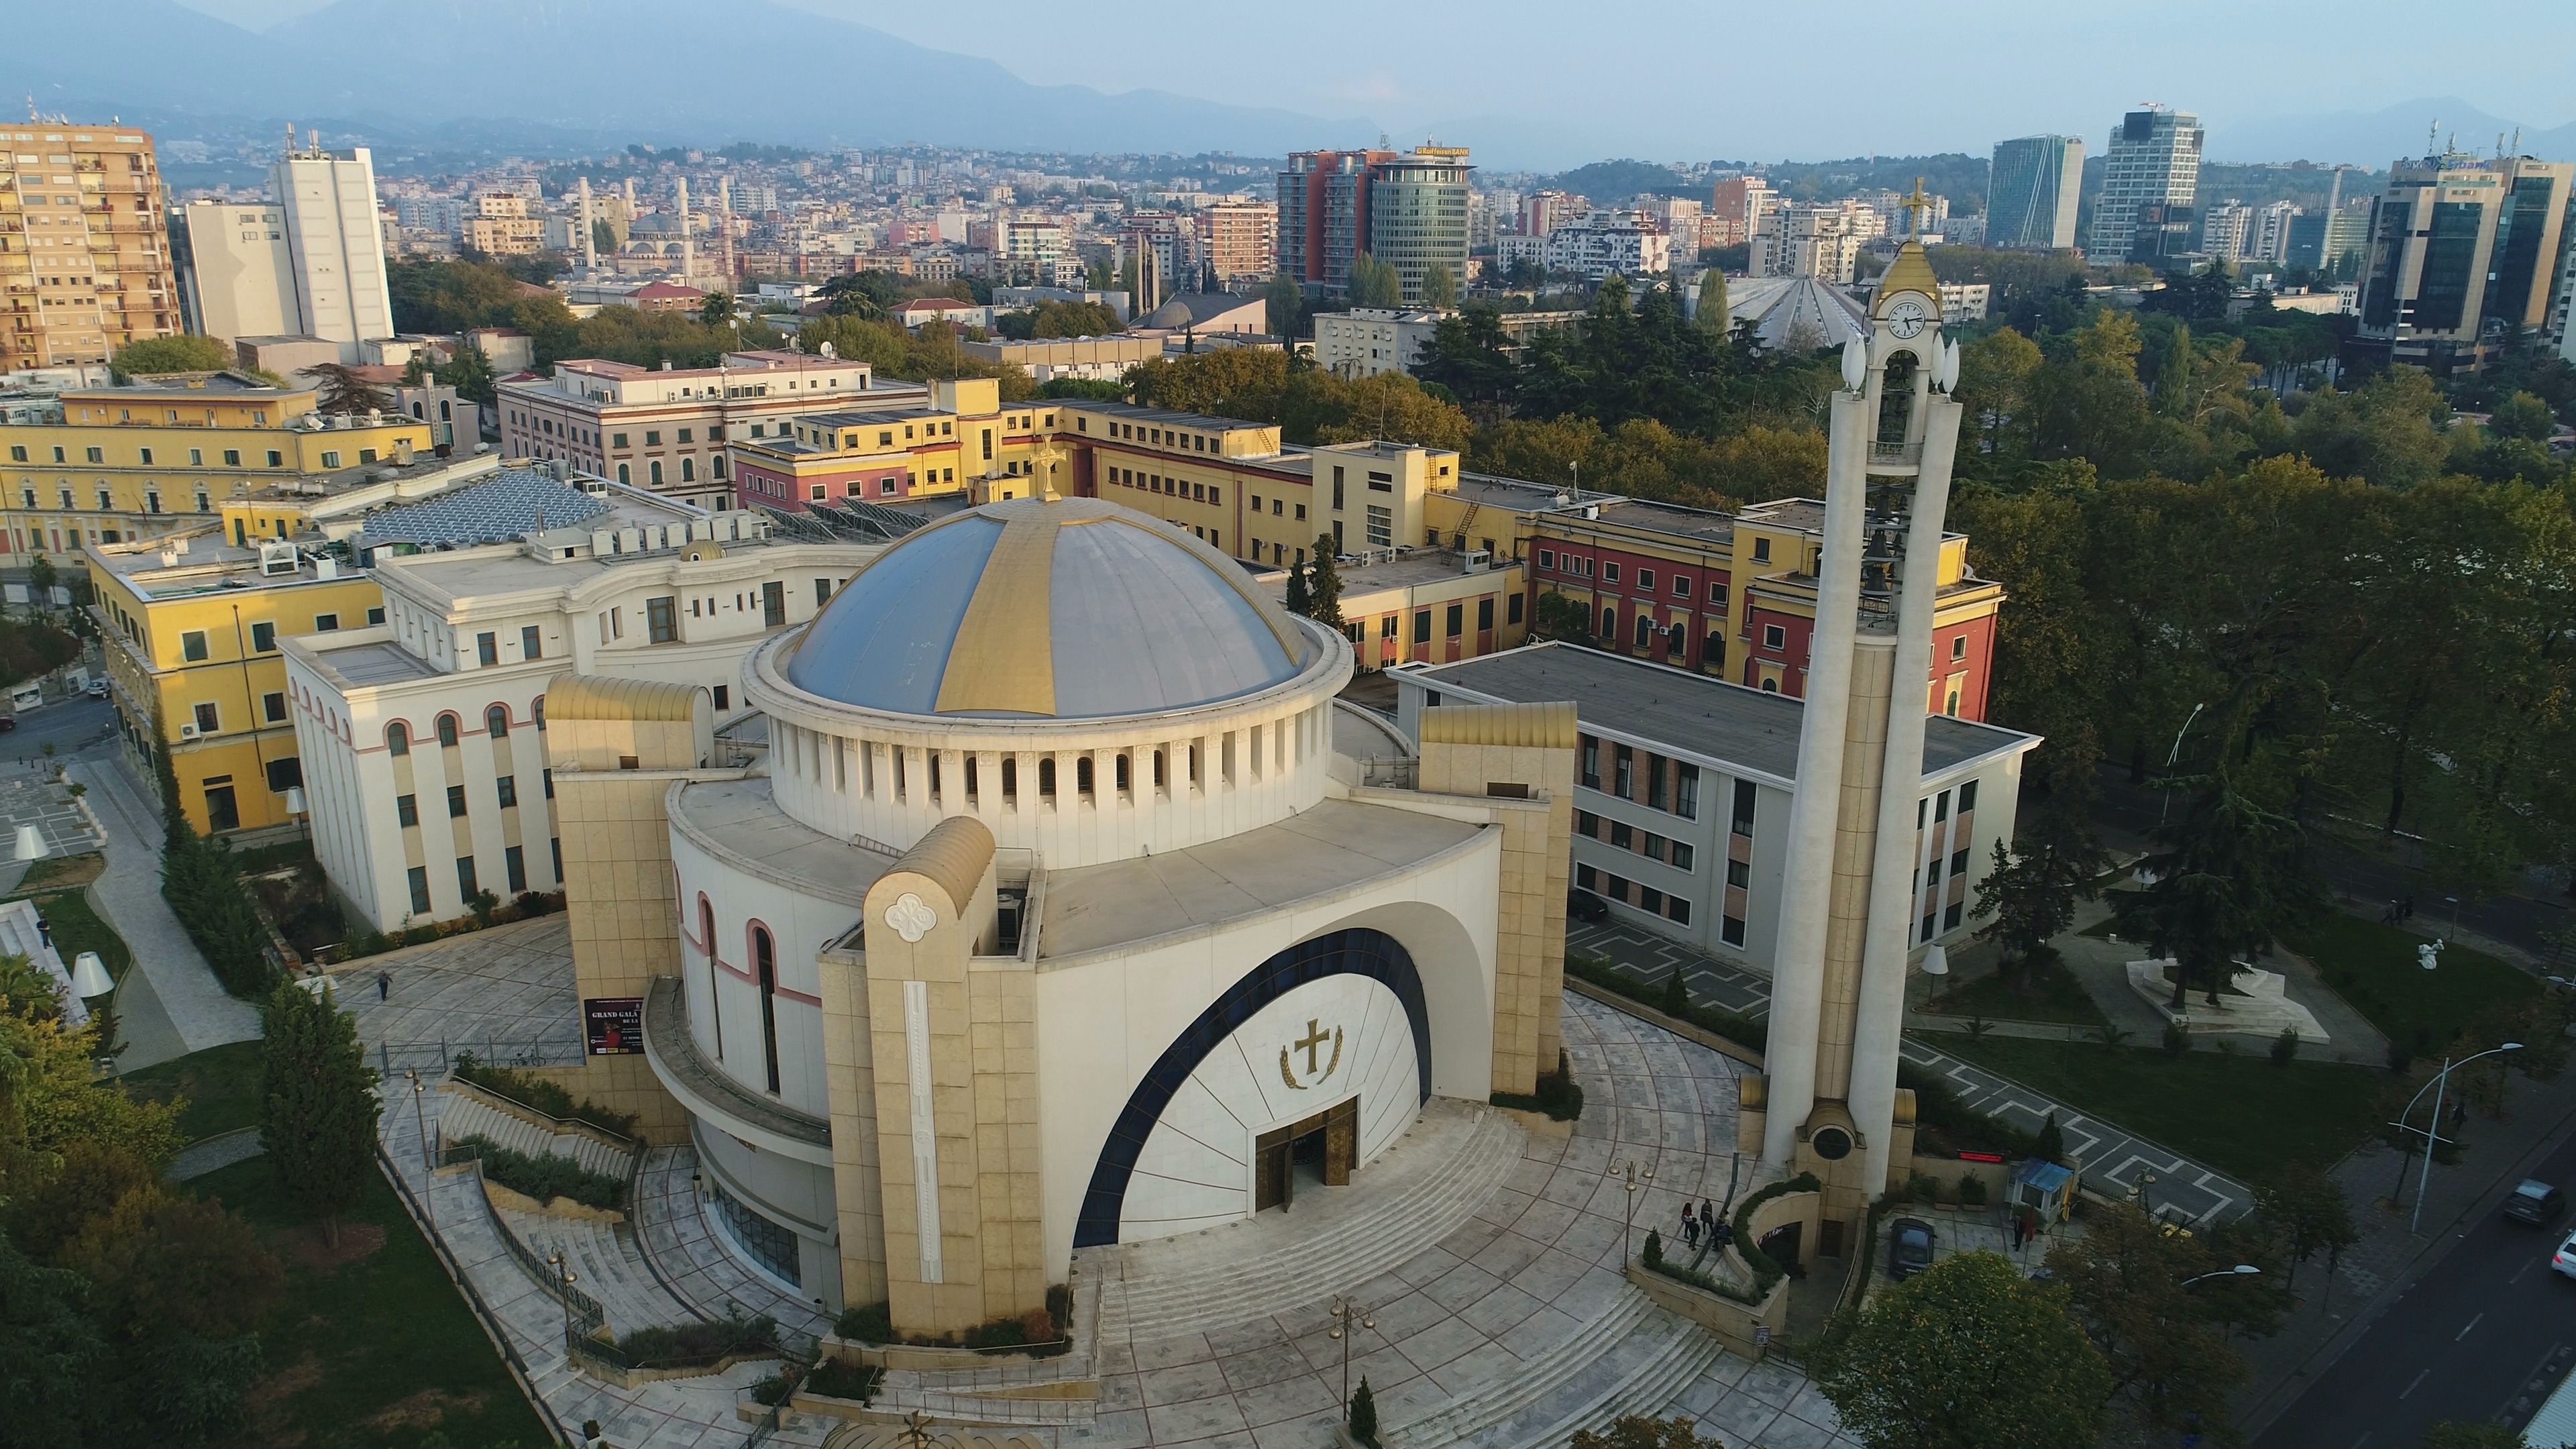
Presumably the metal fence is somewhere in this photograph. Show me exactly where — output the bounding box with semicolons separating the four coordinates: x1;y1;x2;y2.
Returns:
378;1032;584;1077
452;1152;608;1336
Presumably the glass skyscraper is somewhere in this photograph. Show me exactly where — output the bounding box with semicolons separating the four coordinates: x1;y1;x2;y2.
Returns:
1987;136;2084;250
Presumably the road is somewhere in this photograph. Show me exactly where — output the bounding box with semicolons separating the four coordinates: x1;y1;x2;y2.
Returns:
2257;1126;2576;1449
1;694;113;763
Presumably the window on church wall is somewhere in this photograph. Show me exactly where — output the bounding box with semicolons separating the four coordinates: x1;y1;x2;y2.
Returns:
1001;757;1018;801
700;899;724;1060
752;926;780;1094
1115;753;1131;794
1038;757;1057;797
1878;351;1918;446
1076;756;1095;796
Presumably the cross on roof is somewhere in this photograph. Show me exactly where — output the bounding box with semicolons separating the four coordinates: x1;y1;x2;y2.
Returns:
1900;178;1933;240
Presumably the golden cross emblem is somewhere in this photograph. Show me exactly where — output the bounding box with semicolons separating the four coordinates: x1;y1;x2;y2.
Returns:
1900;177;1931;241
1295;1019;1332;1075
1280;1019;1345;1089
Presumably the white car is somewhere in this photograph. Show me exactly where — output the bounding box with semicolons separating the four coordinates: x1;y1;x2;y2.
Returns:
2552;1230;2576;1280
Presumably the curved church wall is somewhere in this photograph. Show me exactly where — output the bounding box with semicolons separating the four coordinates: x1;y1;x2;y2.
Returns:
1033;844;1500;1269
667;820;858;1121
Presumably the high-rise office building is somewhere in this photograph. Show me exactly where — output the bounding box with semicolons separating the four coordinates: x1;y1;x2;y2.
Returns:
0;121;180;370
179;141;394;350
1986;136;2084;250
2357;150;2575;370
1275;147;1472;303
1195;201;1277;284
2088;107;2204;262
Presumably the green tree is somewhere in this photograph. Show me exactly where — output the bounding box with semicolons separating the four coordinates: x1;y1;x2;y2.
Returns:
2034;1112;2065;1165
698;289;737;327
1284;560;1311;616
1532;589;1595;642
2253;1164;2357;1293
1264;274;1305;339
307;362;392;417
1810;1251;2110;1449
1420;261;1460;309
1348;253;1403;309
1347;1376;1379;1448
1693;270;1729;340
2046;1201;2268;1434
436;340;498;405
591;218;617;258
4;1141;156;1261
2133;765;2318;1009
0;1228;109;1447
2486;390;2557;443
1570;1414;1725;1449
59;1187;281;1343
1305;536;1345;629
109;335;231;380
1969;837;2089;985
258;979;380;1246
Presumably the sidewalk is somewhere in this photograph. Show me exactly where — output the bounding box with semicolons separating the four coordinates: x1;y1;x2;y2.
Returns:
68;755;259;1069
2236;1059;2576;1437
1569;912;2253;1224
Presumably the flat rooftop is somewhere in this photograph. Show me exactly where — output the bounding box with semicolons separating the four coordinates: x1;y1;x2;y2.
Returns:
1588;499;1737;543
1071;400;1272;433
307;638;437;686
1407;643;2035;782
1256;550;1516;597
1450;472;1615;512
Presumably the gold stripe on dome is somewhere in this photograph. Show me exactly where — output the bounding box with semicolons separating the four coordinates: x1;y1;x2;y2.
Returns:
934;511;1061;715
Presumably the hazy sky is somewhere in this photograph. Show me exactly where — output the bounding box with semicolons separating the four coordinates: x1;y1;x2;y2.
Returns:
175;0;2575;162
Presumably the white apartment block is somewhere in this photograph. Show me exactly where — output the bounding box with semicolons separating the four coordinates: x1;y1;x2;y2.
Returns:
1313;308;1450;378
1754;203;1883;284
179;144;394;351
284;468;878;930
1542;211;1672;280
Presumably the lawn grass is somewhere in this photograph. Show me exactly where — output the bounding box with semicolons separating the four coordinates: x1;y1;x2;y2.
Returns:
120;1038;266;1142
189;1157;551;1449
1935;1034;2387;1181
1921;953;2111;1028
11;849;104;894
2282;912;2536;1052
27;886;130;981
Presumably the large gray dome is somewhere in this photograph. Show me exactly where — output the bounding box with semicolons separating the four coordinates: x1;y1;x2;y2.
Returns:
782;496;1315;720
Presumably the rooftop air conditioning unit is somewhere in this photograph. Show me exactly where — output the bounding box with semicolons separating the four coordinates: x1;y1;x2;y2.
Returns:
179;723;199;739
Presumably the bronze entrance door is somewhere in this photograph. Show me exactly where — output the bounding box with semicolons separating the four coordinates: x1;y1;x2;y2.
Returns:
1252;1097;1360;1212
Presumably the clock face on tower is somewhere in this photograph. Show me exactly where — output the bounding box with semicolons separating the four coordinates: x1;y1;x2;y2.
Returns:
1887;297;1929;339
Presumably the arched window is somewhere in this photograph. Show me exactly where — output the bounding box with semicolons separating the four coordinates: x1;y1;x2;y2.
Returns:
752;925;780;1095
435;713;460;747
680;457;695;482
1038;757;1057;797
700;896;723;1061
1878;350;1918;447
1599;606;1617;638
533;696;546;731
616;462;630;485
1761;678;1779;694
649;460;664;486
486;704;508;738
1075;756;1094;796
386;722;409;756
1001;757;1018;800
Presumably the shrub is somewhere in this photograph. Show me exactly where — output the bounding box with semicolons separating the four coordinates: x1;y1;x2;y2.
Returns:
452;1055;641;1139
1490;1049;1585;1120
804;1359;882;1402
751;1370;796;1405
1642;1227;1664;1267
613;1313;776;1365
835;1301;894;1344
1958;1172;1989;1207
1662;966;1689;1017
1713;1171;1822;1302
2162;1019;2190;1057
1907;1172;1943;1204
2387;1039;2414;1074
2271;1027;2300;1067
446;1134;627;1211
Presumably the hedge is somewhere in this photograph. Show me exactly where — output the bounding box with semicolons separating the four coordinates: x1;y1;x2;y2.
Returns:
445;1134;627;1211
1564;952;1766;1055
452;1055;641;1140
1491;1048;1585;1120
612;1312;776;1367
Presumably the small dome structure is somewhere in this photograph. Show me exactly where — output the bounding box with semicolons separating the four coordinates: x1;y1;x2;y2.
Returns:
783;496;1313;720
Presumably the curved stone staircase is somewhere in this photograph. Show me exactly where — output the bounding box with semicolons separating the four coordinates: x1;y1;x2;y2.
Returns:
1384;1290;1722;1449
437;1085;635;1179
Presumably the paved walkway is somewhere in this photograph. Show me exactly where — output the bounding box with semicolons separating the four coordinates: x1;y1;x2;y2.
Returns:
0;768;103;859
1572;910;2254;1225
333;916;581;1075
69;755;259;1070
166;1125;266;1181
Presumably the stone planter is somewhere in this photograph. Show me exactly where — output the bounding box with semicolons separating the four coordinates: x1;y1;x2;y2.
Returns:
1626;1259;1788;1360
818;1330;1067;1373
481;1176;626;1224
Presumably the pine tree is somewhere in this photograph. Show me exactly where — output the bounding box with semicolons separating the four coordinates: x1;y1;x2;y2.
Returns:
1305;535;1345;629
260;979;382;1246
1285;560;1311;616
1348;1377;1379;1448
1695;270;1730;339
2035;1112;2065;1165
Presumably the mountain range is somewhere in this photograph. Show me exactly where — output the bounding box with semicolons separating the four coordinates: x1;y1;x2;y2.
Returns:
10;3;2576;173
6;0;1368;157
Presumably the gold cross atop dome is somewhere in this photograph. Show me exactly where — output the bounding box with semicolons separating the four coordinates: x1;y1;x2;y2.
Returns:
1899;177;1932;239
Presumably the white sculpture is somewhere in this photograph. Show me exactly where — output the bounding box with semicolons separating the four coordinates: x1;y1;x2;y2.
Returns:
2420;938;2444;971
1841;335;1868;392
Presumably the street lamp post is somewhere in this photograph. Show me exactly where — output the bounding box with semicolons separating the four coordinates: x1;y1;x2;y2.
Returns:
2158;702;2207;828
2181;1265;2262;1289
547;1250;579;1345
2396;1042;2522;1234
409;1069;435;1226
1328;1298;1375;1411
1613;1159;1656;1265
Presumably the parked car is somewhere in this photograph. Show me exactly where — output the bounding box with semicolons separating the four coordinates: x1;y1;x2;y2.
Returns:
84;678;107;699
1888;1217;1936;1280
2552;1230;2576;1279
1567;888;1610;922
0;715;16;732
2507;1179;2567;1226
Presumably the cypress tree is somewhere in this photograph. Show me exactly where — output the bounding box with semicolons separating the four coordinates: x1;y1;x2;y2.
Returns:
2035;1111;2065;1166
1285;559;1311;617
1695;269;1731;339
1348;1377;1379;1448
1305;535;1344;629
260;979;382;1246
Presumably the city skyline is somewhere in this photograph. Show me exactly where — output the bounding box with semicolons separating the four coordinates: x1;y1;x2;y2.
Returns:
141;0;2576;169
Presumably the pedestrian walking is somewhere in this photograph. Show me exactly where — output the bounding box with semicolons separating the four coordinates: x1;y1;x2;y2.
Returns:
376;970;391;1001
1681;1210;1699;1252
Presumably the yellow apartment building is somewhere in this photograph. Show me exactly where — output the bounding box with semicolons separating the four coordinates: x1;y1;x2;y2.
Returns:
0;122;182;370
91;527;386;835
1;375;431;566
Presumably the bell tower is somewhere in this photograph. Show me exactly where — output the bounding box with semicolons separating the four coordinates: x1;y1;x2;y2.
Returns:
1739;201;1963;1233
